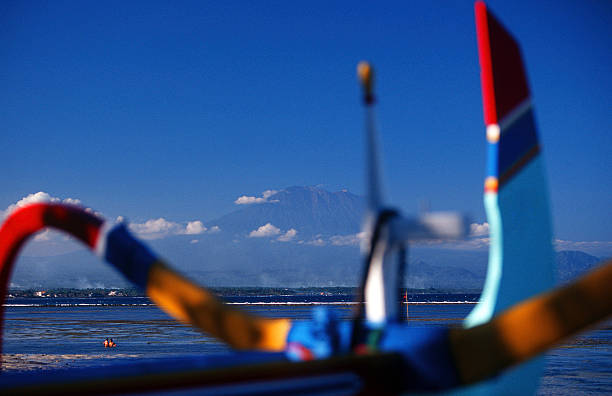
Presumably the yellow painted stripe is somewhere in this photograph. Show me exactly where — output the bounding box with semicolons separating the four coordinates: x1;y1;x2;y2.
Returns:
145;261;291;351
451;259;612;384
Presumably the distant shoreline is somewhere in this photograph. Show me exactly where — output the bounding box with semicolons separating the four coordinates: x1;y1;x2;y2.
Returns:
7;287;482;298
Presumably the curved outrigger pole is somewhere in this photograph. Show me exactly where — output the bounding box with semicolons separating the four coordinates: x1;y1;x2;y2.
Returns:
0;203;292;358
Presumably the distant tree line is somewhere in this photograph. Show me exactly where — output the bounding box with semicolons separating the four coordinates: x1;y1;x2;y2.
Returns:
7;288;145;298
7;286;477;298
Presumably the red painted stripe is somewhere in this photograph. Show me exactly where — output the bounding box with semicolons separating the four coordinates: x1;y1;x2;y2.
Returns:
475;2;530;124
287;342;315;361
486;8;530;121
475;1;497;125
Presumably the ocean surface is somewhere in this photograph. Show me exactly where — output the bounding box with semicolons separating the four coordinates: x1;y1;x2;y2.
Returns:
2;294;610;394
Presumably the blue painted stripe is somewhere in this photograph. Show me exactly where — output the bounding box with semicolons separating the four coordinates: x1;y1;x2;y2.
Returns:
486;141;499;178
104;224;157;290
286;307;352;360
498;108;539;183
381;325;459;391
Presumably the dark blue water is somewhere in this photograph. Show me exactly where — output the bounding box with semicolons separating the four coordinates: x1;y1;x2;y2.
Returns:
2;296;610;394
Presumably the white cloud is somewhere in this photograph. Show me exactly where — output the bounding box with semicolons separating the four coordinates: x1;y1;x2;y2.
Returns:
554;239;612;250
470;222;489;237
1;191;85;220
235;190;279;205
554;239;612;255
0;192;98;246
412;235;491;250
33;229;52;242
62;197;83;206
307;238;326;246
185;221;207;235
262;190;278;199
277;228;298;242
296;232;367;247
412;237;612;256
1;192;221;251
129;218;210;240
249;223;281;238
330;232;367;246
129;218;181;239
450;237;491;250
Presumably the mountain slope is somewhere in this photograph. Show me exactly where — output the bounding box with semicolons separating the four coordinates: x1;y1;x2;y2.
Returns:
211;186;365;238
555;250;602;283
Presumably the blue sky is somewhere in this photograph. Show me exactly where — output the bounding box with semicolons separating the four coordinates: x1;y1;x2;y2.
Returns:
1;1;610;252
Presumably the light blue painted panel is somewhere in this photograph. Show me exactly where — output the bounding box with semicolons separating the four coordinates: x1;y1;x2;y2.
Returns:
450;156;555;396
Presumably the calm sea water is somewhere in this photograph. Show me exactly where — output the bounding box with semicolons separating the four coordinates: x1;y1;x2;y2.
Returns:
2;295;610;394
